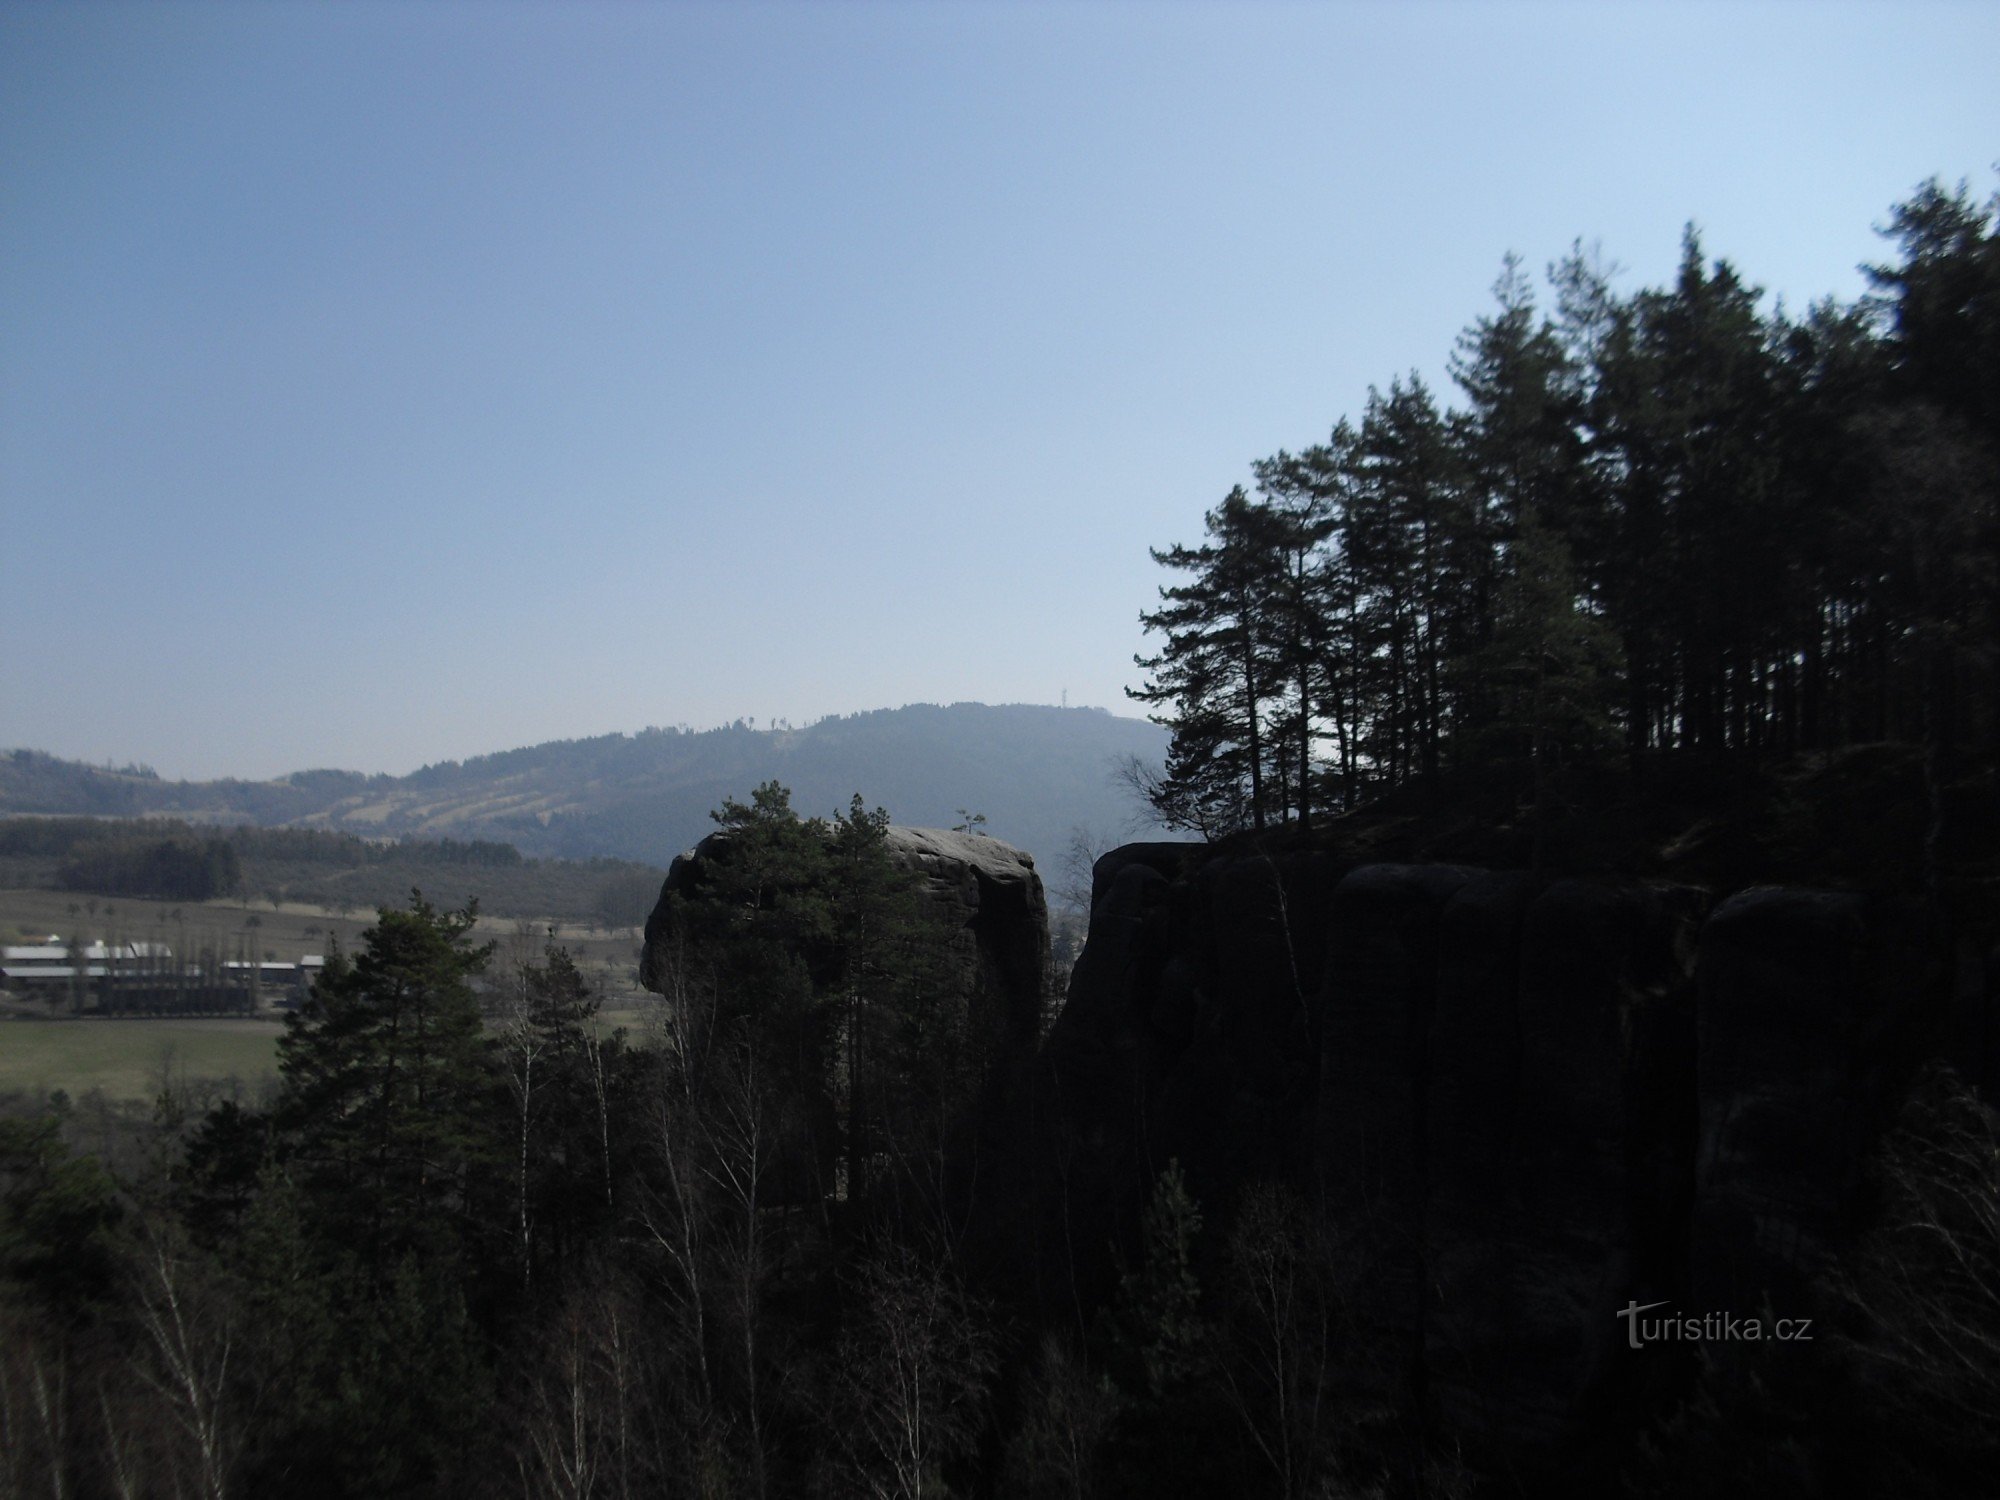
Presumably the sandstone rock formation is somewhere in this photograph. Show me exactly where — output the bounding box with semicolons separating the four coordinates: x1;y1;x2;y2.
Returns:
1038;839;1995;1471
640;823;1049;1050
878;826;1050;1050
1692;888;1924;1318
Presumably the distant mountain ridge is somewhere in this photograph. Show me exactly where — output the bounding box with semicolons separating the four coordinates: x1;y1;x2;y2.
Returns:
0;703;1174;873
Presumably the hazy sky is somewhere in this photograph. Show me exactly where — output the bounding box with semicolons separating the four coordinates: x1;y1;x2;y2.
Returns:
4;1;1994;781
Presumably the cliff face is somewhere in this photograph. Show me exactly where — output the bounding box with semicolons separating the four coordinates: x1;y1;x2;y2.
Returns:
1040;842;1998;1463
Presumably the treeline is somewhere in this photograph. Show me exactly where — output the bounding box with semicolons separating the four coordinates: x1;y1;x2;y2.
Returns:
0;817;518;870
57;834;242;902
1133;178;1999;839
0;750;165;818
0;817;246;900
223;825;524;869
0;750;384;823
0;817;661;927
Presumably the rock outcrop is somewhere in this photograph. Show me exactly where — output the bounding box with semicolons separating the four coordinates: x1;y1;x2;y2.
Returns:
640;824;1049;1050
1037;839;1994;1471
877;826;1050;1050
1692;888;1922;1319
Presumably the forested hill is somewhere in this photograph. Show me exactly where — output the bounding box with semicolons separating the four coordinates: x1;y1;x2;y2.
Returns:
0;703;1171;872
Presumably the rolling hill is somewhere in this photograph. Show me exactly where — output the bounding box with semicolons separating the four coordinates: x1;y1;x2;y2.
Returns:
1;703;1175;876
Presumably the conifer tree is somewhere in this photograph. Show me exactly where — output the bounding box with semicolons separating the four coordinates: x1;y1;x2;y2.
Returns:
253;894;503;1496
1247;451;1340;830
274;893;499;1261
1097;1159;1230;1496
1346;376;1462;785
1599;230;1785;754
1450;254;1584;723
1130;487;1283;832
1470;513;1623;864
502;941;626;1287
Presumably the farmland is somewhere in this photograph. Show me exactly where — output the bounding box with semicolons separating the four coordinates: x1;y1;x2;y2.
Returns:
1;884;665;1101
0;1015;283;1102
0;886;653;992
0;1002;660;1104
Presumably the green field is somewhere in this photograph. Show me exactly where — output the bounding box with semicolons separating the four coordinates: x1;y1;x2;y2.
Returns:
0;1005;664;1104
0;1017;283;1101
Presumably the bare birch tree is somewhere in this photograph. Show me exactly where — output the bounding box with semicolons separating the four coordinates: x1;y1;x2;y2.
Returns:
824;1243;997;1500
128;1224;238;1500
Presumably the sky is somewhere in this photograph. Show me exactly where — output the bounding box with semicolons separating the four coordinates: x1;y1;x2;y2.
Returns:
3;0;1995;782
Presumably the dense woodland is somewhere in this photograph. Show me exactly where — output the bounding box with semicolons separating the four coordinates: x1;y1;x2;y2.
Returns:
2;181;1998;1498
0;817;664;930
1131;179;1999;866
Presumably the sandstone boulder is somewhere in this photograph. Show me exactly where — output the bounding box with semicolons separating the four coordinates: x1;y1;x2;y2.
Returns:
640;824;1049;1049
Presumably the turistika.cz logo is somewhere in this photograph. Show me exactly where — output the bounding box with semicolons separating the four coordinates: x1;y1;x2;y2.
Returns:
1616;1301;1815;1350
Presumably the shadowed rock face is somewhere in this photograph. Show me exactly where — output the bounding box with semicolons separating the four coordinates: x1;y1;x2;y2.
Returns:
1692;888;1923;1319
1426;876;1703;1451
1038;841;1990;1466
880;827;1050;1050
1314;865;1472;1415
640;824;1050;1049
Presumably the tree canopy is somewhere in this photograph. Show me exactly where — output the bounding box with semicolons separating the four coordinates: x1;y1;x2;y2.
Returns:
1132;179;2000;839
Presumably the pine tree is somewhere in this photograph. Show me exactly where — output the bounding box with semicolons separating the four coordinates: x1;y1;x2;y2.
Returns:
1130;487;1285;833
1450;255;1584;718
1469;513;1623;865
1096;1159;1230;1496
675;781;839;1190
1866;177;2000;440
1108;1159;1206;1404
1247;450;1340;830
1864;178;2000;752
1294;422;1373;812
1600;229;1785;754
501;941;626;1288
1345;376;1462;786
273;892;499;1262
247;895;503;1496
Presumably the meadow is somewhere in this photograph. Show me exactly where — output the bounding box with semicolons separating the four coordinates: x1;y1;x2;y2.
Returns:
0;1004;660;1104
0;1015;282;1101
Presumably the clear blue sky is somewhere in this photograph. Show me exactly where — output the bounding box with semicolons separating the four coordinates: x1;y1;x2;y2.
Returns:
3;0;1994;781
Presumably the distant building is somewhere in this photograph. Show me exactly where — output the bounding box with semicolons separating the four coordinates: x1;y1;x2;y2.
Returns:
1;944;70;970
222;954;325;1007
2;939;174;991
2;938;325;1013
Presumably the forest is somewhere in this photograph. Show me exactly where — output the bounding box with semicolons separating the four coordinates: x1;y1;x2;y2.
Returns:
1;178;1995;1499
1130;179;1997;877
